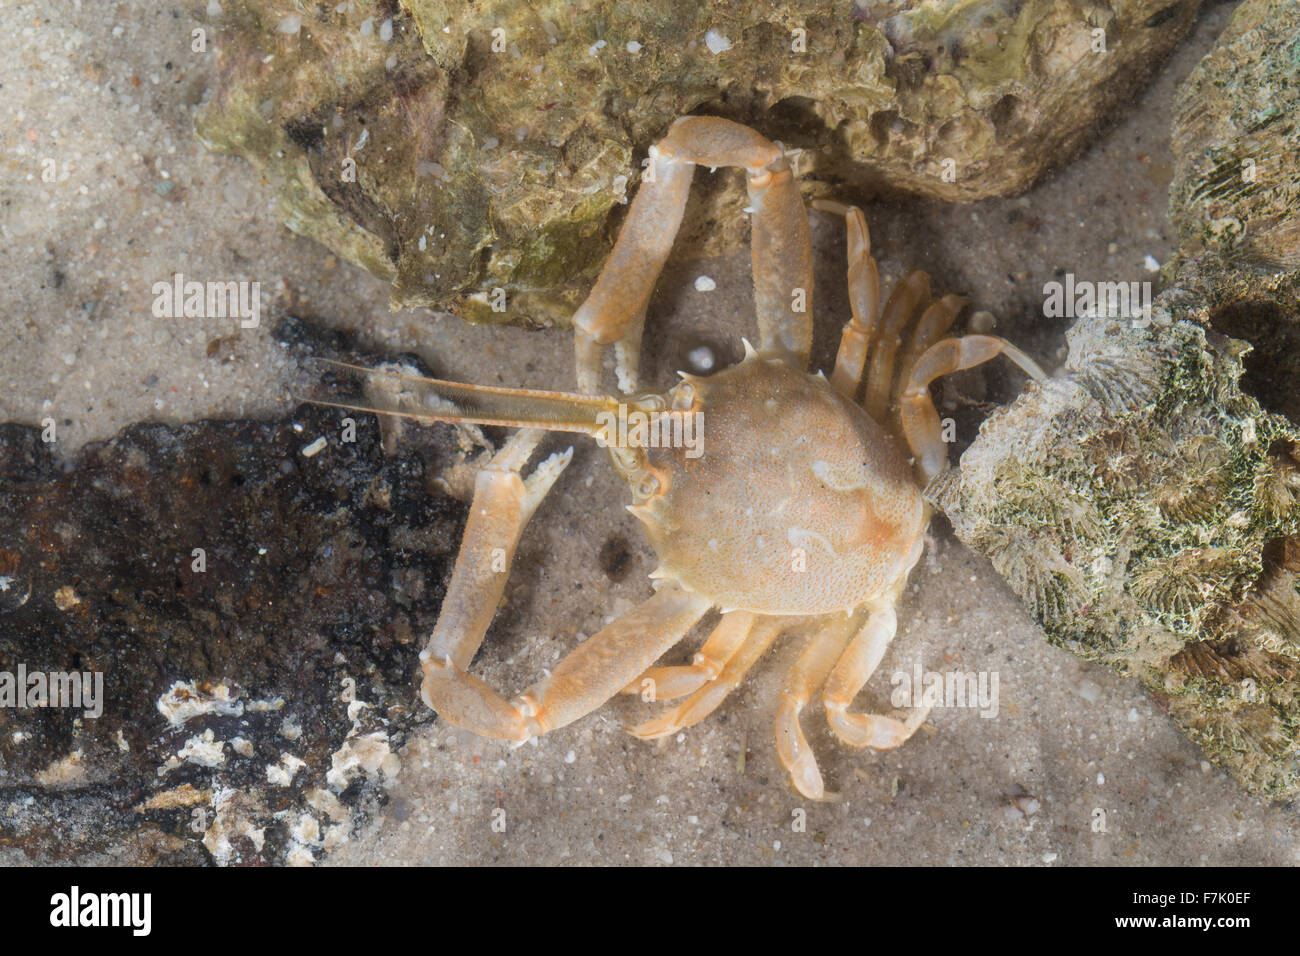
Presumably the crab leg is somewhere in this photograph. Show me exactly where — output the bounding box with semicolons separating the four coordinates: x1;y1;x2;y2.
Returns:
899;334;1046;482
863;270;931;421
774;612;859;800
814;201;882;399
822;593;931;751
627;615;784;739
574;116;814;393
892;294;964;407
424;583;710;741
619;609;754;701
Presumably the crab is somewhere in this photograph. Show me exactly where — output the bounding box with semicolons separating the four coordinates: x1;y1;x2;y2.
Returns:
324;116;1045;799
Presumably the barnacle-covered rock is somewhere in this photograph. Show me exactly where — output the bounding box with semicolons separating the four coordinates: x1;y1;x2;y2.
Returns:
930;303;1300;800
1168;0;1300;272
1164;0;1300;445
196;0;1203;325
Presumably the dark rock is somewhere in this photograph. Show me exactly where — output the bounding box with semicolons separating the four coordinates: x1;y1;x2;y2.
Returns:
0;378;465;864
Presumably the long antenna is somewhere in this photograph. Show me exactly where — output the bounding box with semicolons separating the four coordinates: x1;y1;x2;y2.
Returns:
307;359;618;436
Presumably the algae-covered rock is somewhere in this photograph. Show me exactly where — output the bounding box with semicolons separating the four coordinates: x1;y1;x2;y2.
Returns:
929;303;1300;800
197;0;1203;325
1169;0;1300;272
934;0;1300;801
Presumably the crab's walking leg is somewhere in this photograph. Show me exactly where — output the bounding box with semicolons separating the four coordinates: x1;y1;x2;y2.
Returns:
510;584;712;738
774;613;859;800
425;583;710;741
822;592;930;751
892;294;964;407
627;615;784;739
620;609;753;701
863;271;931;421
573;116;813;392
814;201;881;398
899;334;1046;482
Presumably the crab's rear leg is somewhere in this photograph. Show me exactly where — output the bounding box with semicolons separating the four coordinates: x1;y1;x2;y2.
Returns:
774;612;859;800
864;271;931;421
899;334;1046;482
426;581;710;741
573;116;814;393
822;591;932;751
627;615;784;740
893;295;964;407
813;201;881;399
619;609;753;701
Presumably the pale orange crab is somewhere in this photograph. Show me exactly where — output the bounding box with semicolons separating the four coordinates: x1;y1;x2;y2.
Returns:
324;117;1044;799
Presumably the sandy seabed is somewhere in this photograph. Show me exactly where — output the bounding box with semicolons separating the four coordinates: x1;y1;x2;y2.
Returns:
2;0;1296;865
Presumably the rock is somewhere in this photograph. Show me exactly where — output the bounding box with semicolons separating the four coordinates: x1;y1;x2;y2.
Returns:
0;327;468;863
934;0;1300;802
196;0;1204;325
1169;0;1300;272
929;302;1300;800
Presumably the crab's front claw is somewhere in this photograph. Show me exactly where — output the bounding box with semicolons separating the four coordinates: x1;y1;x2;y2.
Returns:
572;116;815;394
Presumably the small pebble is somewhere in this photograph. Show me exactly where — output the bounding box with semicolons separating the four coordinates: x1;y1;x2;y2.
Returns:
1075;679;1100;703
694;275;716;292
686;345;716;374
301;437;327;457
704;29;732;54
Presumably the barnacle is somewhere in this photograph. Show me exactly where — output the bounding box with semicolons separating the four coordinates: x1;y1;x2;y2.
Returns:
1255;441;1300;523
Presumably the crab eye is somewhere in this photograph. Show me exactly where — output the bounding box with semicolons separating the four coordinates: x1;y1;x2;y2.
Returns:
635;473;661;499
